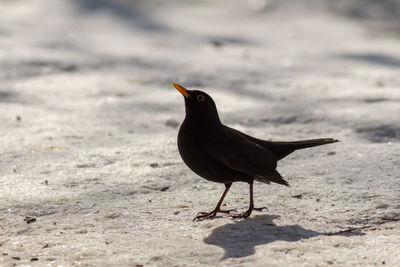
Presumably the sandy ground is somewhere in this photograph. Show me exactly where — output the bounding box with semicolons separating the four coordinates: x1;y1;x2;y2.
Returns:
1;0;400;266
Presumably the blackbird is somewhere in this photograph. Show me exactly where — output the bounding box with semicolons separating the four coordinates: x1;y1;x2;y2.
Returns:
173;83;338;220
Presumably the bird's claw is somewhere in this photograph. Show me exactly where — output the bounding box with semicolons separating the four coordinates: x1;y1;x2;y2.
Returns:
230;210;252;219
193;211;217;221
193;208;237;221
230;206;268;219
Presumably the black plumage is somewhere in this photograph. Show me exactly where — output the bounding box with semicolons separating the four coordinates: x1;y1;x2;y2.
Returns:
173;83;338;220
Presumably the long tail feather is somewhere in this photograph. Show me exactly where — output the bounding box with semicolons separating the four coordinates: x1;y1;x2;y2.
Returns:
266;138;339;160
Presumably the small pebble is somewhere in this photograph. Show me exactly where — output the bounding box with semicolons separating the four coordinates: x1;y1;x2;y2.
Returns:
150;163;158;168
160;186;169;192
24;216;36;224
210;40;223;47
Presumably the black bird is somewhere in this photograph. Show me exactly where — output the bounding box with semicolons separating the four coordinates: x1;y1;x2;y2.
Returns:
173;83;338;220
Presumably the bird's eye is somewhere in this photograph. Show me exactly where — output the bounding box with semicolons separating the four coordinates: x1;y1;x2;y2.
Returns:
196;95;205;102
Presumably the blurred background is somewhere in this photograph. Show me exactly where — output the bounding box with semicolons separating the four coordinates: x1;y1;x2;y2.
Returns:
2;0;400;85
1;1;400;265
1;0;400;141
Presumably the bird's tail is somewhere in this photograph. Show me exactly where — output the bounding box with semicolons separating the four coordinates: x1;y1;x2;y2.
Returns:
255;170;289;186
265;138;339;160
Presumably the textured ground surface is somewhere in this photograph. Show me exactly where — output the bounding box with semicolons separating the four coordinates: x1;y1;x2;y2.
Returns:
1;0;400;266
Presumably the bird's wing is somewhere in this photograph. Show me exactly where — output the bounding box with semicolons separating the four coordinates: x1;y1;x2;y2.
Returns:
206;130;288;186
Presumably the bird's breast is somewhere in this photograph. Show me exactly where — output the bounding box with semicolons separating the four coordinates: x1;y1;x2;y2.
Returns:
177;122;208;172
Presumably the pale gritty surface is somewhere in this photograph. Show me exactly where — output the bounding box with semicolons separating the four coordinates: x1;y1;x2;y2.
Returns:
0;0;400;266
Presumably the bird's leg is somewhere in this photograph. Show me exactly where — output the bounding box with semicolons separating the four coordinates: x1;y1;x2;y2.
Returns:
193;183;236;221
232;182;267;219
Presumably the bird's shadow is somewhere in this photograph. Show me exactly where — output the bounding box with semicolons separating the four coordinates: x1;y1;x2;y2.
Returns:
203;215;363;259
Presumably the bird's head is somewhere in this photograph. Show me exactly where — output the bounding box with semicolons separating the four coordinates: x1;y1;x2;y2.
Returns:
173;83;221;126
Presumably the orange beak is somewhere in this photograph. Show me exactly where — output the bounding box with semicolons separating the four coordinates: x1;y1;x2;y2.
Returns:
173;83;191;98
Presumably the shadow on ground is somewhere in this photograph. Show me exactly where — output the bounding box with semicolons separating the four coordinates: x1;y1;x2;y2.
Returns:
355;124;400;143
72;0;168;32
341;53;400;68
204;215;363;259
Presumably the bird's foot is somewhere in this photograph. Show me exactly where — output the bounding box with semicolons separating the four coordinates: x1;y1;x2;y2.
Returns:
193;208;237;221
231;207;267;219
231;209;252;219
